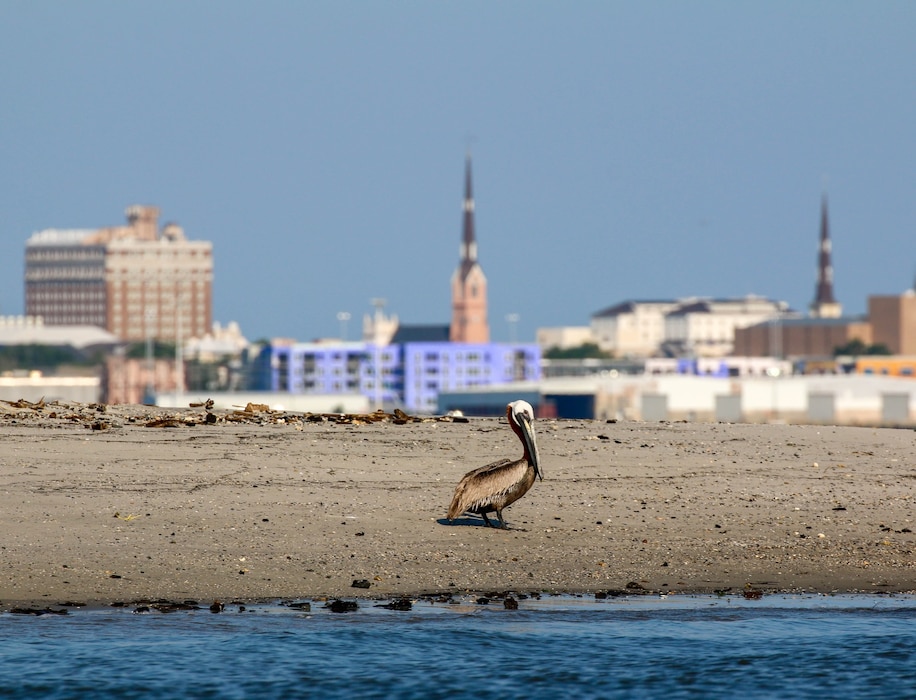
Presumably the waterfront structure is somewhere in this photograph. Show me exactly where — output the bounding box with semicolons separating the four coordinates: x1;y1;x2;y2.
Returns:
536;326;595;351
591;300;682;357
645;356;792;378
810;195;843;318
437;372;916;425
25;205;213;342
732;315;872;358
0;314;119;352
401;341;538;413
591;296;788;358
450;155;489;343
249;338;539;414
663;296;790;357
102;355;184;405
734;291;916;359
868;292;916;355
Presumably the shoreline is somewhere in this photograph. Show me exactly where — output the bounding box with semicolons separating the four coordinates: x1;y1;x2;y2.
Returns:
1;402;914;608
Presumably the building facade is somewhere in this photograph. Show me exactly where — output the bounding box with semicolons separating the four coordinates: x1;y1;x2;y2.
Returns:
591;297;788;358
24;231;107;327
868;292;916;355
663;296;790;357
591;300;682;357
25;205;213;342
402;342;539;413
732;316;872;358
249;339;540;414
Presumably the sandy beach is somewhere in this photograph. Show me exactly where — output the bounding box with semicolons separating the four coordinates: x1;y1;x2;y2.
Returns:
1;399;914;608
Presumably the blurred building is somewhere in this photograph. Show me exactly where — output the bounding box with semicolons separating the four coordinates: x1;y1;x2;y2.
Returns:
0;315;118;403
591;296;788;358
536;326;594;351
249;338;539;414
662;296;790;357
0;314;119;353
868;292;916;355
102;355;184;405
733;316;872;357
591;299;682;357
25;205;213;342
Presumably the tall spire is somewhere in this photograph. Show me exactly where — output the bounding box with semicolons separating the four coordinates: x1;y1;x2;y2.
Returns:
460;152;477;274
450;152;489;343
810;194;842;318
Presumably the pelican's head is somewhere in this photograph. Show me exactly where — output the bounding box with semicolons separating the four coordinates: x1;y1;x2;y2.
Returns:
507;400;541;480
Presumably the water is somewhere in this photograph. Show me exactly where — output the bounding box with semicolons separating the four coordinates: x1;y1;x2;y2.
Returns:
2;594;915;699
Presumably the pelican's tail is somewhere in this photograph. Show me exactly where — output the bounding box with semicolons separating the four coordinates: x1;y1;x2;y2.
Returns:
446;492;464;521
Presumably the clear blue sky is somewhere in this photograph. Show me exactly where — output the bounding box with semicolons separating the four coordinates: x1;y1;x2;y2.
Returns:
2;1;915;343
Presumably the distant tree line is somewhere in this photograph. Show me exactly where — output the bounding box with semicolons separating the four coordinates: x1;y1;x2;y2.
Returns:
543;343;612;360
0;344;100;373
125;341;176;359
833;339;891;357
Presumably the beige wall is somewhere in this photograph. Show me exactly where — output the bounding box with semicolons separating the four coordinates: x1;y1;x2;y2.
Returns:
869;294;916;355
733;320;872;357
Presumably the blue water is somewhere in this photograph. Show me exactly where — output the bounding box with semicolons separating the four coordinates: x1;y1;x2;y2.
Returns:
2;594;915;699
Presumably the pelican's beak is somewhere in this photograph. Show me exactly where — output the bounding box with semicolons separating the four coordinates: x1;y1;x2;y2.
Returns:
518;413;542;480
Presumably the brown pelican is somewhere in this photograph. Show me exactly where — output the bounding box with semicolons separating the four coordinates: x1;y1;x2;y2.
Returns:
447;400;542;529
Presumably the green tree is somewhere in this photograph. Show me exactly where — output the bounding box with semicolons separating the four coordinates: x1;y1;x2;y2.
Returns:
833;339;892;356
544;343;612;360
125;341;177;359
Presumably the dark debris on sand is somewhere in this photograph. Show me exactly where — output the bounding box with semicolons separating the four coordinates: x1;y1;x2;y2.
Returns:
0;398;470;430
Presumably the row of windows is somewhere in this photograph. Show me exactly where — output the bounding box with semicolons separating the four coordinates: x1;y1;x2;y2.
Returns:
28;291;105;301
112;292;207;303
417;352;487;362
418;366;487;376
110;247;210;257
34;313;104;324
25;268;105;280
26;249;105;262
29;301;105;311
301;352;368;363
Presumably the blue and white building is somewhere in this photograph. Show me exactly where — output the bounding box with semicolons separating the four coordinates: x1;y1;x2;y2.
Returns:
249;338;539;414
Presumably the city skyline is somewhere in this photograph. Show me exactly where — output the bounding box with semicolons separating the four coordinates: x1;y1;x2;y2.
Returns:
2;3;915;343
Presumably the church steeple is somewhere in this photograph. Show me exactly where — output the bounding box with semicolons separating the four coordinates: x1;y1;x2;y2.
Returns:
460;154;477;269
810;194;842;318
450;154;490;343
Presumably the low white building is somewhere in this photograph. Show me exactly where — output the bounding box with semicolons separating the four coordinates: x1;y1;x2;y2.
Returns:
0;372;101;403
439;372;916;426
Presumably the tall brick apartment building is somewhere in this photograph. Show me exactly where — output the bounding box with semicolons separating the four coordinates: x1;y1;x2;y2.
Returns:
25;205;212;342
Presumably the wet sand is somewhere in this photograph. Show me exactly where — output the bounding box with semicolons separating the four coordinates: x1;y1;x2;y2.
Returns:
1;401;914;608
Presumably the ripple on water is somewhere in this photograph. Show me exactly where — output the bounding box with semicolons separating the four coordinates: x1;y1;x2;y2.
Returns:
2;594;916;699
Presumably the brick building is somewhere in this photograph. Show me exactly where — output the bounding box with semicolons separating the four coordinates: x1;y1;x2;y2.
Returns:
868;292;916;355
25;205;212;342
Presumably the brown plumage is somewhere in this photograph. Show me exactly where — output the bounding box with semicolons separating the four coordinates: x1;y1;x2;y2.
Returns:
447;400;542;529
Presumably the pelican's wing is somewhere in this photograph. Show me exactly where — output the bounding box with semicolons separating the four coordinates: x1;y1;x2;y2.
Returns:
447;458;517;519
459;457;514;480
